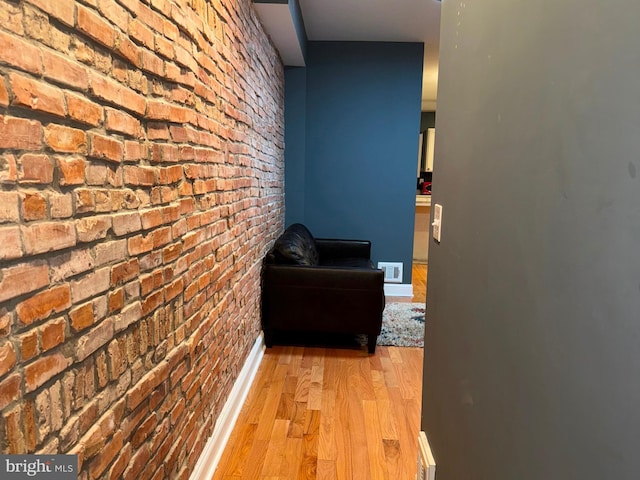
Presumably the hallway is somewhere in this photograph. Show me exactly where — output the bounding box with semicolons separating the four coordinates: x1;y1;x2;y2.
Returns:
212;345;423;479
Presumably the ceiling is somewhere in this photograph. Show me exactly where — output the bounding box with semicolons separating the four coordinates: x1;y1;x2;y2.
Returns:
254;0;441;111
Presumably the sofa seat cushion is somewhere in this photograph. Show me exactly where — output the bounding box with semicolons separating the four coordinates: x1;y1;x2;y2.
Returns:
320;257;375;269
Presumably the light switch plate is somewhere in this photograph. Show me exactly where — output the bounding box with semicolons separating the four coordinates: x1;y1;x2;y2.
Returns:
432;203;442;242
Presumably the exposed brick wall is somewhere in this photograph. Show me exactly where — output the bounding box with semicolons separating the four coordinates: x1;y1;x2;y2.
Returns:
0;0;284;478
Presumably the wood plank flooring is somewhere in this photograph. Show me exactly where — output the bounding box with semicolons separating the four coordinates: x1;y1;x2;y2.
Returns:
387;263;427;304
411;263;427;304
212;346;424;480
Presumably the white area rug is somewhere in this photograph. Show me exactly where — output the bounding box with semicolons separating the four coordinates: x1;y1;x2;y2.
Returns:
377;302;426;348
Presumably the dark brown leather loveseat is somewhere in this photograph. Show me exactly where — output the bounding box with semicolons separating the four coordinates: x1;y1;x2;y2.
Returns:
261;223;385;353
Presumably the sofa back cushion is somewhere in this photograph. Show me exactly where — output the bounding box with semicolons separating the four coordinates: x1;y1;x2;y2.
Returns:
267;223;319;266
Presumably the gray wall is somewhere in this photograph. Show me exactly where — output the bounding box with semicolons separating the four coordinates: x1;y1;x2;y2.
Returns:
423;2;640;479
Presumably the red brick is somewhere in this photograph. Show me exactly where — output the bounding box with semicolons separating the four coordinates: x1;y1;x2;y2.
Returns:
0;261;49;304
146;100;172;121
108;289;124;313
128;234;153;255
75;317;114;362
164;277;183;301
0;78;8;107
142;289;163;316
26;0;75;26
16;284;71;326
75;189;96;214
65;92;103;127
41;318;65;351
114;33;140;67
163;243;183;264
123;165;155;186
0;190;20;222
21;222;76;255
98;0;129;30
128;18;154;49
77;5;115;49
0;341;17;377
162;165;184;184
0;30;43;74
145;123;166;141
44;124;87;153
69;303;94;333
3;404;26;453
0;309;10;338
140;208;165;230
49;249;94;282
76;215;112;243
88;132;123;163
0;373;21;410
0;115;43;150
0;153;17;184
151;143;179;163
89;430;124;479
105;108;142;138
21;192;47;221
42;49;88;90
0;226;23;261
89;72;146;116
151;226;172;248
126;362;169;410
70;267;110;303
132;413;157;449
174;44;197;72
56;156;86;185
50;193;73;218
18;153;53;183
140;49;164;76
123;140;147;161
0;0;24;35
20;331;39;361
111;259;139;285
154;33;174;60
114;301;141;332
112;212;142;236
9;73;66;118
95;190;113;213
24;352;70;392
108;442;131;480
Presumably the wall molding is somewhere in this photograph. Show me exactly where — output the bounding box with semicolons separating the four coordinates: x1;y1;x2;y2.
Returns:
190;333;265;480
384;283;413;297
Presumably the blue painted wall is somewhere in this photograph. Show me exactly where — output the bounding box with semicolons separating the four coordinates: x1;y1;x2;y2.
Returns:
284;41;423;283
284;67;306;225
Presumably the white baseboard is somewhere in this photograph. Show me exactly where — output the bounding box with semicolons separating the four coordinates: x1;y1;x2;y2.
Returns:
190;333;265;480
384;283;413;297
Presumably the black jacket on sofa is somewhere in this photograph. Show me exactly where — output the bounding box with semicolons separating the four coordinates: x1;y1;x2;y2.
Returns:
262;223;385;353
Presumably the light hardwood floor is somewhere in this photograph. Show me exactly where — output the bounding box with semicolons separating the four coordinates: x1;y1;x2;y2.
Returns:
213;346;423;480
212;264;427;480
388;263;427;304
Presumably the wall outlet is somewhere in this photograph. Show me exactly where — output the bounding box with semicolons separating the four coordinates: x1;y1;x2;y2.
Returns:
377;262;403;283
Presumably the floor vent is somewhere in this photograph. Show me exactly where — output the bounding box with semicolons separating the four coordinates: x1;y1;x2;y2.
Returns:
416;431;436;480
377;262;403;283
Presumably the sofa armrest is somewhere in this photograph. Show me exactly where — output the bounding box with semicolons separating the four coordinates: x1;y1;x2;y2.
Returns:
315;238;371;261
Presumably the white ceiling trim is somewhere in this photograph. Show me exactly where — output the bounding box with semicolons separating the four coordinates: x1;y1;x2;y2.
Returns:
254;3;306;67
